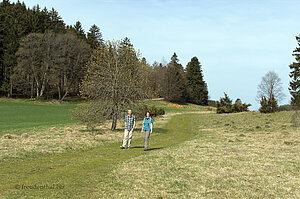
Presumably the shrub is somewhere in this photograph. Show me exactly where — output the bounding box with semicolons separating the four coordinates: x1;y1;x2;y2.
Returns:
259;95;278;113
72;101;107;131
216;93;251;114
132;104;165;120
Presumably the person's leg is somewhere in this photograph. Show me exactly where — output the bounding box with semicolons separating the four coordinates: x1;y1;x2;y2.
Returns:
127;129;133;148
146;131;150;149
144;131;150;150
122;129;129;148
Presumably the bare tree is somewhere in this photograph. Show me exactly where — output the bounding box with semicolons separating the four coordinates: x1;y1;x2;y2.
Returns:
78;40;152;130
13;31;90;100
53;31;90;101
13;32;54;98
256;71;286;103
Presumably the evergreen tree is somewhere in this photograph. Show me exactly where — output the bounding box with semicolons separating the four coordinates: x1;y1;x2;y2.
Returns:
216;93;251;114
186;56;208;105
216;93;233;113
259;94;278;113
289;35;300;107
165;53;186;102
87;24;103;49
0;0;28;96
122;37;133;47
73;21;86;40
46;8;65;32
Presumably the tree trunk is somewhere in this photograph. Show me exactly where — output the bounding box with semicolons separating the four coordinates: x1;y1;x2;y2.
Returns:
31;78;34;99
58;81;61;100
8;81;13;98
111;114;117;130
60;90;68;101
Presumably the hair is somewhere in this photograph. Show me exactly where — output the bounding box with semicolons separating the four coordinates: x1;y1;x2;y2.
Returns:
145;111;150;117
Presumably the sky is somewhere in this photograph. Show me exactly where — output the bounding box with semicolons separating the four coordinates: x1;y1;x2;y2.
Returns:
12;0;300;110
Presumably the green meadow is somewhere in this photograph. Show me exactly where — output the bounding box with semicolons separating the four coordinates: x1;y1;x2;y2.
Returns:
0;99;77;135
0;99;299;198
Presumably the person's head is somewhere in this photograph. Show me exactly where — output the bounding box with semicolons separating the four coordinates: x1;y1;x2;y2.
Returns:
128;109;132;116
145;111;150;118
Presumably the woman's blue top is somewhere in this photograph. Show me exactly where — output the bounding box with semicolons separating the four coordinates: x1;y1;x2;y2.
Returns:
143;117;153;131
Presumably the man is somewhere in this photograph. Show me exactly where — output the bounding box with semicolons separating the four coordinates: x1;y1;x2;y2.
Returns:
121;109;136;149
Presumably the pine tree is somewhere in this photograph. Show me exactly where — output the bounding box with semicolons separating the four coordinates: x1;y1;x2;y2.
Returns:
87;24;103;49
259;94;278;113
186;56;208;105
73;21;86;40
46;8;65;32
121;37;133;47
289;35;300;107
0;0;28;96
216;93;233;113
165;53;186;103
217;93;251;114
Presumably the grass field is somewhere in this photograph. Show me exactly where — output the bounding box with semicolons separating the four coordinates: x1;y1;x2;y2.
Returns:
0;99;299;198
0;99;77;135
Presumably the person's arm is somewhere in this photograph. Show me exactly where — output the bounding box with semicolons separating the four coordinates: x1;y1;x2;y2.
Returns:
133;116;136;130
150;118;153;134
141;119;144;133
150;123;153;134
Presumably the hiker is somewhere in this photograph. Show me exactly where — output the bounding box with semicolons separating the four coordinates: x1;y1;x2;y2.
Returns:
141;111;153;151
121;109;136;149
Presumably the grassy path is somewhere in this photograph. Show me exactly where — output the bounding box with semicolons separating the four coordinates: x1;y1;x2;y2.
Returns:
0;113;199;198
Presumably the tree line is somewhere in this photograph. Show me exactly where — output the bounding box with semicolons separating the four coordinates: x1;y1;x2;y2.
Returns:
0;0;209;106
0;0;103;98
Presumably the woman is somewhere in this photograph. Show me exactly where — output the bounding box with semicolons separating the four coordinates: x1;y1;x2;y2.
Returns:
141;111;153;151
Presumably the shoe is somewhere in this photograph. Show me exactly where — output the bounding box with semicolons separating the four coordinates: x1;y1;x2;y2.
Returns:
120;146;125;149
144;149;148;151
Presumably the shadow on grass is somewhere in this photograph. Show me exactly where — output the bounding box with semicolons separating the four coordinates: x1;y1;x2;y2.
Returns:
147;147;162;151
131;146;144;149
130;146;163;151
154;128;168;134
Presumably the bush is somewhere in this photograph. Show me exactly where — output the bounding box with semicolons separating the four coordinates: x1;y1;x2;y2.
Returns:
132;104;165;120
216;93;251;114
259;95;278;113
72;101;107;131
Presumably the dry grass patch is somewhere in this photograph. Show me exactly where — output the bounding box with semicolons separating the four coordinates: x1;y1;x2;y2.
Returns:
0;124;120;160
0;112;175;160
97;111;300;198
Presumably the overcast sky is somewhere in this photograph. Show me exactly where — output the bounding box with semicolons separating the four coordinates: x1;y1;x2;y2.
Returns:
12;0;300;110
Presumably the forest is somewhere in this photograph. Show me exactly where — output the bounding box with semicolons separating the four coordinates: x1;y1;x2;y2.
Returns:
0;0;209;105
